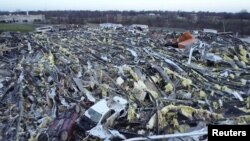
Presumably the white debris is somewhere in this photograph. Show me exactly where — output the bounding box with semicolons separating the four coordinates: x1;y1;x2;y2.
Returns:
241;79;247;85
126;48;138;60
73;78;96;102
84;89;96;103
28;42;32;53
116;77;124;86
205;53;222;62
49;87;57;118
59;97;70;107
188;46;196;65
111;96;128;111
219;99;223;108
87;124;126;140
117;65;125;76
76;71;82;78
224;89;244;101
87;61;92;70
231;91;244;101
49;87;56;98
100;23;123;30
220;70;229;77
101;55;109;61
18;71;24;83
124;128;207;141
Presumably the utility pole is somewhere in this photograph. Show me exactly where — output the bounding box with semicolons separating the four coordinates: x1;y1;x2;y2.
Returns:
87;13;89;22
222;20;226;32
99;12;102;24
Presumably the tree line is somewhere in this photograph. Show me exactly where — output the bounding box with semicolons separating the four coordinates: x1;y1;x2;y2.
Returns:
0;10;250;35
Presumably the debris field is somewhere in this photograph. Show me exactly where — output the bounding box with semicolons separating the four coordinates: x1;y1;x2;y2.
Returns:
0;25;250;141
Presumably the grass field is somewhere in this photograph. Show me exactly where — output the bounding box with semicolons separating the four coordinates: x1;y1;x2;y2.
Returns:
0;23;35;32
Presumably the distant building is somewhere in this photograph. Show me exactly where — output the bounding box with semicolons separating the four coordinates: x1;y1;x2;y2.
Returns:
148;13;156;16
0;12;45;23
203;29;218;34
148;13;160;17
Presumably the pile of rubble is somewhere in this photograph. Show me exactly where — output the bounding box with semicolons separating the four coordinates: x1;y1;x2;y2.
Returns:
0;25;250;141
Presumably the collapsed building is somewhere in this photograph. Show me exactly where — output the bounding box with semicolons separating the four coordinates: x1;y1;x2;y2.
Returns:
0;25;250;141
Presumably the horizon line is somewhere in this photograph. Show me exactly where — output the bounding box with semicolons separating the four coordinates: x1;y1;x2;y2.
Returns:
0;9;247;14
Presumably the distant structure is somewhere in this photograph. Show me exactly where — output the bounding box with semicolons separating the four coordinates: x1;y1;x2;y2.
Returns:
148;13;156;16
99;23;123;30
203;29;218;34
0;12;45;23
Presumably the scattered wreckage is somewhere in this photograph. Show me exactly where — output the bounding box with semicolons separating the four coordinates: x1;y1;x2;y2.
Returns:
35;26;54;33
0;25;250;141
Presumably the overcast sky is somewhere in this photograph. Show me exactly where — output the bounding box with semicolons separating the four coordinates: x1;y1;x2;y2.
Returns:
0;0;249;12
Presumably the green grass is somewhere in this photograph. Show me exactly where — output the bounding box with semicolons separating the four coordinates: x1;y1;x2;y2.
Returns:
0;23;35;32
